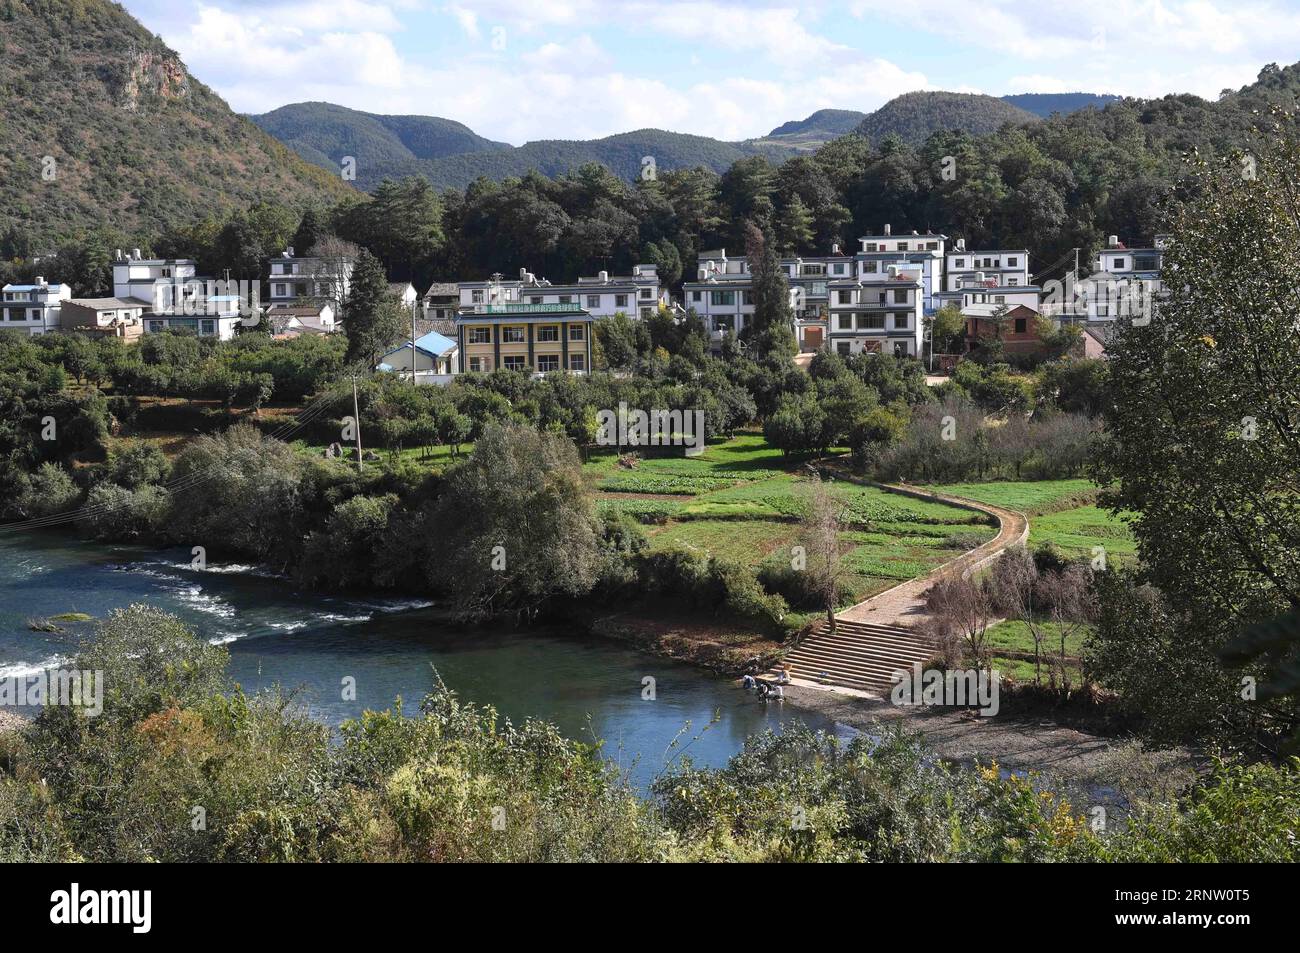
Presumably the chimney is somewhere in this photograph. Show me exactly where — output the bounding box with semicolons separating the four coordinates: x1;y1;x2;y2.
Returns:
35;276;46;288
883;224;891;236
1108;235;1119;247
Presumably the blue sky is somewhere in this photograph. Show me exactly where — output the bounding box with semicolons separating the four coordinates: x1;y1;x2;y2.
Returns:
121;0;1300;144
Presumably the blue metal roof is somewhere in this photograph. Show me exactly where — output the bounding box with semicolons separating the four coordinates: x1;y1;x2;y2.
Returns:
384;331;457;359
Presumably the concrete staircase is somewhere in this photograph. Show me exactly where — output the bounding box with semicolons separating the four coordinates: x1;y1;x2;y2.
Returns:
775;619;941;694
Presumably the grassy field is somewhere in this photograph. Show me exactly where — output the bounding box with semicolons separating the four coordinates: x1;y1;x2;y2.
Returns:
597;436;998;614
983;620;1091;684
930;479;1136;563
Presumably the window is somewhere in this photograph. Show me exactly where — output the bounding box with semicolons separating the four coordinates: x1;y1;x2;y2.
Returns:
469;327;491;344
639;288;653;299
927;242;938;251
1007;257;1018;267
569;354;585;371
503;327;525;343
713;315;735;332
583;295;598;309
1008;278;1019;286
537;325;558;342
274;284;287;297
892;288;907;303
1134;255;1158;271
472;290;484;303
994;295;1005;303
503;356;526;371
858;314;885;330
837;289;853;304
836;342;851;356
468;356;488;372
616;294;629;307
892;313;909;330
147;320;165;333
742;290;754;306
295;283;308;297
640;308;652;320
691;291;701;302
837;314;853;330
710;291;735;306
530;296;543;305
832;263;845;274
897;242;909;251
537;355;560;372
200;319;215;335
568;324;585;341
1113;258;1126;270
954;259;966;269
1013;318;1027;334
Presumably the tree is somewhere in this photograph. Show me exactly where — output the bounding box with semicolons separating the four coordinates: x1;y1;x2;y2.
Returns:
743;221;797;360
342;249;405;367
1095;117;1300;754
799;474;849;633
775;194;815;254
428;423;603;621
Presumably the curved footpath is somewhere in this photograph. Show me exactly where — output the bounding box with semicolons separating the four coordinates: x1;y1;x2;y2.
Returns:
772;481;1029;695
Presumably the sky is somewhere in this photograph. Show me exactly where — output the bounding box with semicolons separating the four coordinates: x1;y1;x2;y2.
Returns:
120;0;1300;145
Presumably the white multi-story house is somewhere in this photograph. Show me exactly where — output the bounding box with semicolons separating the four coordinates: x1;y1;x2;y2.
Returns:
0;278;72;335
112;250;199;305
855;225;947;314
457;266;667;320
267;247;354;308
827;262;925;358
934;274;1042;314
685;248;848;350
1071;235;1169;323
513;265;666;319
944;240;1030;291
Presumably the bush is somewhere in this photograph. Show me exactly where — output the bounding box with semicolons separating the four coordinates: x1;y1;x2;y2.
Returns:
77;483;169;540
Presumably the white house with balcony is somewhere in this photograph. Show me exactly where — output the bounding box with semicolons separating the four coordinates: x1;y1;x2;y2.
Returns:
1067;235;1169;323
1;278;72;335
267;247;355;307
112;250;199;305
495;265;667;320
827;264;925;358
934;273;1042;314
855;225;947;314
944;240;1030;291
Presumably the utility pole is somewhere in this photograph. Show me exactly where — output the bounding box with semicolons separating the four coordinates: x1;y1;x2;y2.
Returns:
351;373;363;474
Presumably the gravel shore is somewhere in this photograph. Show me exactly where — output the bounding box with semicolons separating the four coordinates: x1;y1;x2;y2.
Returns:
780;683;1195;802
0;709;28;734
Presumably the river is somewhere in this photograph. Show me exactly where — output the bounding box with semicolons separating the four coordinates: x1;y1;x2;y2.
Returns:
0;532;847;790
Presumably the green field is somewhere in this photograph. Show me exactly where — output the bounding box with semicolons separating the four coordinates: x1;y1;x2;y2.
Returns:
930;479;1135;563
614;441;998;613
984;618;1090;685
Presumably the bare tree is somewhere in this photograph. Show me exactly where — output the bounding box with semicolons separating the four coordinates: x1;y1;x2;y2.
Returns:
923;574;996;670
1039;562;1099;691
307;235;362;315
800;473;848;634
991;546;1048;685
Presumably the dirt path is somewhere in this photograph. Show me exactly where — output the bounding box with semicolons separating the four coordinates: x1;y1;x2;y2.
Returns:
837;483;1029;628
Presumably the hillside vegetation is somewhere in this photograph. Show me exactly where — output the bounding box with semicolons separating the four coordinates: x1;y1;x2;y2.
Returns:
0;0;350;252
855;91;1040;144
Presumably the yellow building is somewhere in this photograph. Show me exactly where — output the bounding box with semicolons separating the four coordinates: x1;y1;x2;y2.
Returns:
455;302;593;374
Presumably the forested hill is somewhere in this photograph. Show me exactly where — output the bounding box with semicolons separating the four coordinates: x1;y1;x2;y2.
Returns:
0;0;352;253
251;103;804;190
1001;93;1121;117
854;92;1040;144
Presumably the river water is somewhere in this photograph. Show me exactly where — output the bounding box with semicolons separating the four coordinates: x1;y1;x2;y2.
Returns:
0;532;846;790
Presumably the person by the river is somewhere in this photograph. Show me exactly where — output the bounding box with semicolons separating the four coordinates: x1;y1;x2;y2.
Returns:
776;667;791;685
741;674;756;691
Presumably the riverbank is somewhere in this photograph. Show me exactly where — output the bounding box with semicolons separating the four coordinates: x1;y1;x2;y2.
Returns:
780;682;1197;801
0;709;26;734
